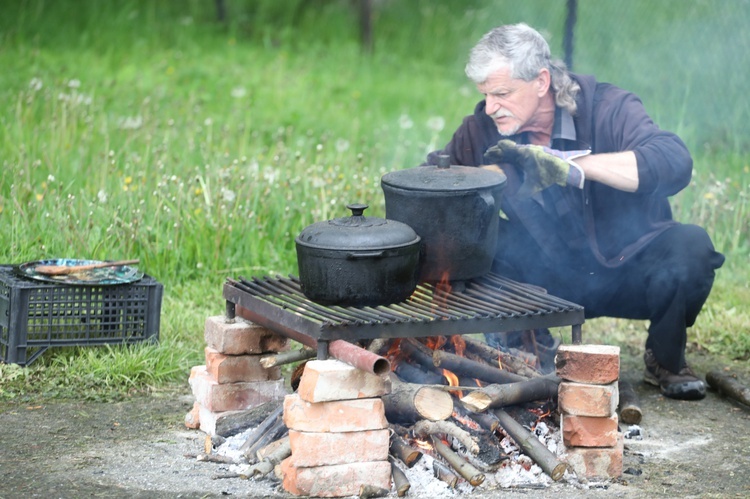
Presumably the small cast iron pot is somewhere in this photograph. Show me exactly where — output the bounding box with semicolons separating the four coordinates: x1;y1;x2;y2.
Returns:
381;155;507;283
295;203;421;307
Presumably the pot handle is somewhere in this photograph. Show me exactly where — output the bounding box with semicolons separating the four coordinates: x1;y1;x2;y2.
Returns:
477;190;496;238
346;250;385;259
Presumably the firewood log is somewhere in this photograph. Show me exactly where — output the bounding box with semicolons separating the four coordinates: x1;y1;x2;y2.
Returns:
358;484;390;498
260;348;315;368
239;405;284;462
618;380;643;424
412;419;479;455
430;436;485;486
432;460;458;487
212;400;282;437
494;409;567;481
389;432;423;467
382;373;453;424
432;349;526;384
388;456;411;497
463;336;541;378
460;376;560;412
707;370;750;407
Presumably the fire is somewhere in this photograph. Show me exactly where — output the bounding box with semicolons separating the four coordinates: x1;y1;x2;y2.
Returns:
425;336;447;350
497;355;503;370
450;335;466;358
413;438;433;451
442;368;463;398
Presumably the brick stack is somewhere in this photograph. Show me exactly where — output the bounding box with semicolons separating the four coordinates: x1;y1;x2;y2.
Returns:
280;359;392;497
185;316;289;435
556;344;623;480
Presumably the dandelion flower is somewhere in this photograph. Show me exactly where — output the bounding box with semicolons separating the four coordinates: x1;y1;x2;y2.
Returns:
29;78;43;91
68;79;81;89
221;187;236;203
399;114;414;130
427;116;445;132
231;87;247;99
335;139;350;153
119;116;143;130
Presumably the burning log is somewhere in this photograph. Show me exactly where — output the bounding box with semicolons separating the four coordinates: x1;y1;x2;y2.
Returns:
463;336;541;378
430;436;486;486
432;349;526;385
412;419;479;455
388;456;411;497
382;373;454;424
400;338;443;374
432;460;459;487
494;409;567;481
239;405;284;462
617;380;643;424
706;370;750;407
390;432;423;467
358;484;390;498
460;377;560;413
246;436;292;478
394;360;446;386
453;401;500;433
260;348;316;368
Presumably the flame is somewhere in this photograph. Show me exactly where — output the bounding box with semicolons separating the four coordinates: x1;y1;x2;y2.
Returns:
450;335;466;357
385;338;402;370
442;368;463;398
414;438;433;451
425;336;447;351
497;355;503;371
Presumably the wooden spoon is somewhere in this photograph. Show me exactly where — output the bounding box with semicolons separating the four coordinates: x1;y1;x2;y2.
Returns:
34;259;140;276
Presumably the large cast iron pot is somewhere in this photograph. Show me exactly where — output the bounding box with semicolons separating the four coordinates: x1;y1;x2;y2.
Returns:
295;203;421;307
381;155;507;282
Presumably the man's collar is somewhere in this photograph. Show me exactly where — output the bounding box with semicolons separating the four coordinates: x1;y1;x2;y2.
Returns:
552;106;577;143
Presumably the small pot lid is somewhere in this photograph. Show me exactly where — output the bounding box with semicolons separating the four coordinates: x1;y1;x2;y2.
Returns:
381;155;506;192
296;203;421;250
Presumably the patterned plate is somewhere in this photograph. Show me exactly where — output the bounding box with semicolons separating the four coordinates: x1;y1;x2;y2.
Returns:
15;259;144;285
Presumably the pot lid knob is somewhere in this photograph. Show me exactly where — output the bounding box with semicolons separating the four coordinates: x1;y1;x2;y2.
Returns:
347;203;368;217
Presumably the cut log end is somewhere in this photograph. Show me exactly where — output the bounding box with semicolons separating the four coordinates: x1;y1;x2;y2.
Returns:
415;386;454;421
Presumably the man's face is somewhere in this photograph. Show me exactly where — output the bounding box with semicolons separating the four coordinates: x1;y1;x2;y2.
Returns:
477;66;547;136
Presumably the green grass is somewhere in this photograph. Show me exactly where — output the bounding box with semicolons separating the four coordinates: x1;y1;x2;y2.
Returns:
1;0;748;399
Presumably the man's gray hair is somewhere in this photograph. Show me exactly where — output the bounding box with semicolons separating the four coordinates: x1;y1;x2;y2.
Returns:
465;23;579;115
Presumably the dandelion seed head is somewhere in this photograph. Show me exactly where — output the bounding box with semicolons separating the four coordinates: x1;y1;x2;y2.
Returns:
29;77;43;91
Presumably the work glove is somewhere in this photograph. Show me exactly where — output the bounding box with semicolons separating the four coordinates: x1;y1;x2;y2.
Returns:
483;139;590;198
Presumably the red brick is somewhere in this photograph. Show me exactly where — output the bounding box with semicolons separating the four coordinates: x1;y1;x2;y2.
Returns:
283;394;387;432
189;365;286;412
558;381;618;417
204;316;289;355
280;457;391;497
204;347;281;383
297;360;390;403
562;414;620;448
184;401;201;429
555;344;620;384
288;429;389;467
563;434;623;479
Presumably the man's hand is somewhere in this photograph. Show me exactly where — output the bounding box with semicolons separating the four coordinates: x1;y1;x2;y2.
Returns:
483;139;590;197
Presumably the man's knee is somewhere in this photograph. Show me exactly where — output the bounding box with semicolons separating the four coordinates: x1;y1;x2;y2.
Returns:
657;224;725;276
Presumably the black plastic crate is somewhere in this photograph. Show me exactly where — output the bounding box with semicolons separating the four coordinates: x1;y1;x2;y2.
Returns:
0;265;162;366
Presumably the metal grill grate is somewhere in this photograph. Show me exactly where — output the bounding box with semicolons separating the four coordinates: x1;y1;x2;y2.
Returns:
223;273;584;343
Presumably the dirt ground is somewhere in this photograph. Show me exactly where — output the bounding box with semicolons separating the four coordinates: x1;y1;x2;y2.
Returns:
1;350;749;499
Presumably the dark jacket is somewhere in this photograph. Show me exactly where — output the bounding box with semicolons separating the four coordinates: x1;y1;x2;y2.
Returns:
425;73;692;271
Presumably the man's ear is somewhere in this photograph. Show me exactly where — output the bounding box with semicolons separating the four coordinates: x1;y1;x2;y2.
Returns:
536;68;551;96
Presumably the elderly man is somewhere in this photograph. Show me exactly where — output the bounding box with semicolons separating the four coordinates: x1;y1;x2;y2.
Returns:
425;23;724;400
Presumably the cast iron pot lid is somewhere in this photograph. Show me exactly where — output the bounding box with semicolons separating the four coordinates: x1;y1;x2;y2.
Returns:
381;156;507;193
296;203;420;251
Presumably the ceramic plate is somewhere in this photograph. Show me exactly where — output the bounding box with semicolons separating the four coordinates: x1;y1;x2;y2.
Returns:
16;259;144;285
